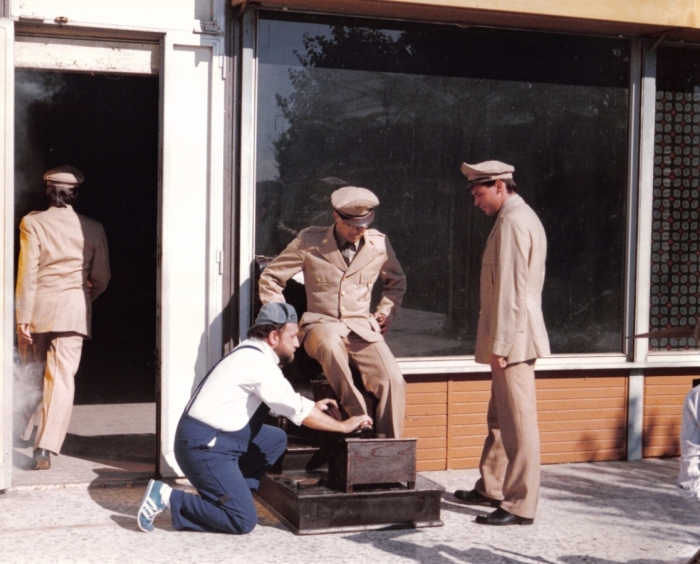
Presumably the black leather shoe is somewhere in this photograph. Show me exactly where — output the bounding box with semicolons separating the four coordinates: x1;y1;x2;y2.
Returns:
475;507;534;526
33;448;51;470
454;489;500;507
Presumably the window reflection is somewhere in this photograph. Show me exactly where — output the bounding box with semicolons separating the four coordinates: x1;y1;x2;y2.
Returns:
255;12;630;356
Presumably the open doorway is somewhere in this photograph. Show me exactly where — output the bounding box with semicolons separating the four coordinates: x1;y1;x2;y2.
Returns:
13;69;159;486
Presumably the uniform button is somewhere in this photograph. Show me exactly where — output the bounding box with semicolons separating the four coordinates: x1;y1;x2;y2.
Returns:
322;239;328;243
316;277;321;282
341;318;345;322
370;241;374;245
341;291;346;296
341;306;345;311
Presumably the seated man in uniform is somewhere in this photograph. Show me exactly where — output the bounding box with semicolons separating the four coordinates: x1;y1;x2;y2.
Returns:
137;303;371;535
258;186;407;438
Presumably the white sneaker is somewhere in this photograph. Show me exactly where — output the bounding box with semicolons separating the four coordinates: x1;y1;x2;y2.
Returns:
137;479;169;532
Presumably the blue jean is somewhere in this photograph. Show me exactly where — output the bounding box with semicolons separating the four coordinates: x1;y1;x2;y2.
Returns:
170;409;287;534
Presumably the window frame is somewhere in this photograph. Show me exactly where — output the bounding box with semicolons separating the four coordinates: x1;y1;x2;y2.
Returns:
237;8;700;373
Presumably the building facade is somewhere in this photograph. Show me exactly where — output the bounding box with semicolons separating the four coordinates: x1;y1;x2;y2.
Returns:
2;0;700;489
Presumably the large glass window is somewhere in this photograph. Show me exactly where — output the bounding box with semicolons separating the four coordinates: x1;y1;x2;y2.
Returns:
255;12;630;357
650;46;700;351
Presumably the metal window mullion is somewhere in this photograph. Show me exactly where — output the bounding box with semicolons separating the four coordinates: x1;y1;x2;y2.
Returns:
627;41;657;461
624;40;642;361
238;8;258;342
633;42;657;363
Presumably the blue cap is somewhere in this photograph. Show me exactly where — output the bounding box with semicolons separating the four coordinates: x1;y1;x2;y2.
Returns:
254;303;298;327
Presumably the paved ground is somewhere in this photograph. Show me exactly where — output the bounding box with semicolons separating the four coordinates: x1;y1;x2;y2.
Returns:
1;458;698;564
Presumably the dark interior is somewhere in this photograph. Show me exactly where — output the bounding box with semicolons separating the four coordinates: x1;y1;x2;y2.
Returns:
15;70;159;405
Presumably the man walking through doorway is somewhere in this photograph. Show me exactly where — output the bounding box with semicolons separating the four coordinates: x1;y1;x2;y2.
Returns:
16;165;110;470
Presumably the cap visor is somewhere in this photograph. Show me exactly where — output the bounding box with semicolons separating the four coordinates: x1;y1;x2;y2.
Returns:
339;210;374;227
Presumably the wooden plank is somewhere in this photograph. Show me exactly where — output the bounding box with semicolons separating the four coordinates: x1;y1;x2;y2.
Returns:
450;423;488;435
643;415;684;427
406;404;446;416
451;391;491;403
539;418;625;432
450;413;489;426
406;392;445;405
541;428;626;443
537;397;626;410
451;436;488;448
536;377;627;389
406;381;448;393
541;438;624;452
542;449;625;464
401;426;446;439
540;409;625;421
449;458;480;470
537;388;626;401
404;415;446;428
417;460;446;471
448;380;492;392
644;434;681;448
646;395;692;406
451;446;488;459
644;375;697;386
405;437;447;450
644;405;684;417
644;384;696;396
416;448;447;461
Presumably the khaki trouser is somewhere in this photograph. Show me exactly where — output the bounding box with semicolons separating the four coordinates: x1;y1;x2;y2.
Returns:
475;359;540;519
22;332;84;455
304;326;406;438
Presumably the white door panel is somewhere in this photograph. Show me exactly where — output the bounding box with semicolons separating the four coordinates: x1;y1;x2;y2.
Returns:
0;17;14;492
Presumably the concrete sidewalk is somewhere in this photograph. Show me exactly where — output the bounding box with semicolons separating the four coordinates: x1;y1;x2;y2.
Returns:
1;458;698;564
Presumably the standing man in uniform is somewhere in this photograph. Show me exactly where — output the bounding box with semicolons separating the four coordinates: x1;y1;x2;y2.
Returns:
454;161;550;526
16;165;110;470
258;186;407;438
137;303;372;534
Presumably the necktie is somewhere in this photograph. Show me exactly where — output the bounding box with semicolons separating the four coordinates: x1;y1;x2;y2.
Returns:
340;242;356;265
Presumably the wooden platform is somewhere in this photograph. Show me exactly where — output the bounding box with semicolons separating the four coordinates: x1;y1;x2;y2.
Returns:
255;471;444;535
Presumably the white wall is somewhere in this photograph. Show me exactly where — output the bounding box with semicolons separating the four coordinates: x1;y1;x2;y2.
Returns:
6;1;228;479
10;0;224;34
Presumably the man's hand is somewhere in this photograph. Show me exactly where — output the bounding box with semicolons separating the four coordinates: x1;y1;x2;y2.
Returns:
490;354;508;369
17;323;32;346
342;414;374;434
86;279;93;294
373;312;391;334
314;398;343;421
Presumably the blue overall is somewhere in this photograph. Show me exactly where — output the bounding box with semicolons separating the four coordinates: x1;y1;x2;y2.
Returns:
169;346;288;534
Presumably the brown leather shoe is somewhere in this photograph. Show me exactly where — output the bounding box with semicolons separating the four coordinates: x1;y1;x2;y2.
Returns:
454;489;500;507
475;507;534;526
33;448;51;470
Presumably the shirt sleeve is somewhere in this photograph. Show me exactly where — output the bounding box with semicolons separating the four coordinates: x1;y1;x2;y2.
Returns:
375;235;407;317
245;357;315;427
490;217;531;358
258;234;305;304
15;217;40;324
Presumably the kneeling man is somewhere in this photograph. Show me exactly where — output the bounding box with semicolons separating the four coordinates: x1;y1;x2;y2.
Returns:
259;186;407;438
137;303;371;534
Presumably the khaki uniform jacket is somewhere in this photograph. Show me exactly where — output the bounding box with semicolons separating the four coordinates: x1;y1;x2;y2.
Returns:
476;194;550;365
16;206;110;338
259;225;406;343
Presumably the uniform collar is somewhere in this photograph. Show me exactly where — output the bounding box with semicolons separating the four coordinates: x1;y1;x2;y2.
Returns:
498;194;523;217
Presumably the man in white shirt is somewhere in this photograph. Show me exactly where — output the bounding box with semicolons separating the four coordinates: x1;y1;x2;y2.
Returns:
137;303;371;534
